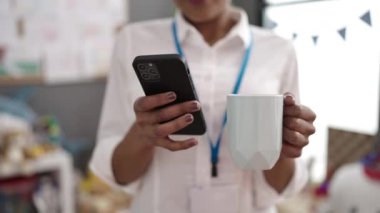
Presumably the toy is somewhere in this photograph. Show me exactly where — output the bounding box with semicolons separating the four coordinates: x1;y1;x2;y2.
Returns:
327;160;380;213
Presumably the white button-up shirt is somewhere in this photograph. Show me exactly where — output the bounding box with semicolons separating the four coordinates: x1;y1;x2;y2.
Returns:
90;9;307;213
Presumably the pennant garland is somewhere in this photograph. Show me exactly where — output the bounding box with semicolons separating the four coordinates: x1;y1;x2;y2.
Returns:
267;10;373;45
338;27;347;40
360;11;372;26
292;33;298;40
312;36;319;45
266;19;278;29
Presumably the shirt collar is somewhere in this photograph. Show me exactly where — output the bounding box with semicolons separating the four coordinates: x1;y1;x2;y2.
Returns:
174;8;251;48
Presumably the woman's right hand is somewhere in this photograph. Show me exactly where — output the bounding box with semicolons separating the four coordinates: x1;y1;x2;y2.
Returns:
132;91;201;151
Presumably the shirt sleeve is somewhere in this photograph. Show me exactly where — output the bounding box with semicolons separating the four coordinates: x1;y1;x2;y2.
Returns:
89;27;141;195
252;159;308;209
252;41;308;208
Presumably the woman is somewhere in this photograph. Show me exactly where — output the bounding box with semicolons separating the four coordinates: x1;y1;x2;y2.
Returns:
90;0;316;212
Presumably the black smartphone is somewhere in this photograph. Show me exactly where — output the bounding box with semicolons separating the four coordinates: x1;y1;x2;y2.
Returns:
132;54;206;135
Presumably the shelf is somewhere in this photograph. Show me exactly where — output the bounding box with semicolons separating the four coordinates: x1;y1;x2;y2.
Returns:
0;150;69;179
0;150;75;213
0;76;43;86
0;74;107;87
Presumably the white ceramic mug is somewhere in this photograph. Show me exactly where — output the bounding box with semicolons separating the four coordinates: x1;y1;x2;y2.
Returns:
227;94;283;170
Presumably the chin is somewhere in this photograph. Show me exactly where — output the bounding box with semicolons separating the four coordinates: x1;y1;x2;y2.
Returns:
176;0;230;23
183;7;226;24
186;13;217;23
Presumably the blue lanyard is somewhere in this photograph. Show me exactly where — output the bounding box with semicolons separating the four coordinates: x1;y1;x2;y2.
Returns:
171;20;253;177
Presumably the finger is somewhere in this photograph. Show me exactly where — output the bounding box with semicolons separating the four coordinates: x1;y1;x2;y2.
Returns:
154;113;194;137
152;101;201;123
134;92;176;112
283;92;296;106
283;127;309;148
281;143;302;158
284;104;316;122
156;137;198;151
283;117;316;135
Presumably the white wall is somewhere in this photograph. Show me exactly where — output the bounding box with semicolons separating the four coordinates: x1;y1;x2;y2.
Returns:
265;0;380;181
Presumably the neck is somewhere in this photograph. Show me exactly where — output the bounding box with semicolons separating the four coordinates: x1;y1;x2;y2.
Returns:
187;8;238;46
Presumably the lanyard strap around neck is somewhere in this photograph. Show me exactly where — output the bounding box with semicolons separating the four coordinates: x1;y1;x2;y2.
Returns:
171;19;253;177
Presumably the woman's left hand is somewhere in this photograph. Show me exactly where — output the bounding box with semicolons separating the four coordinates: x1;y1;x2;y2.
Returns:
282;92;316;158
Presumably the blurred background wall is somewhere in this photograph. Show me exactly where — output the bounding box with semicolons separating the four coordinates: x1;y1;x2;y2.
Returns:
0;0;264;172
1;0;379;212
1;0;379;181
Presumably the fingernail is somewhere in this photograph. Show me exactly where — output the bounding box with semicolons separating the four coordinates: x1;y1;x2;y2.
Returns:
185;114;194;123
189;138;198;146
191;101;200;111
190;139;198;146
167;92;176;101
286;95;295;102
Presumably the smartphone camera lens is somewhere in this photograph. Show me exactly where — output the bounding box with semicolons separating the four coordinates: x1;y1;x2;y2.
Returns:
138;64;147;71
148;68;158;74
141;73;150;80
138;63;160;82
